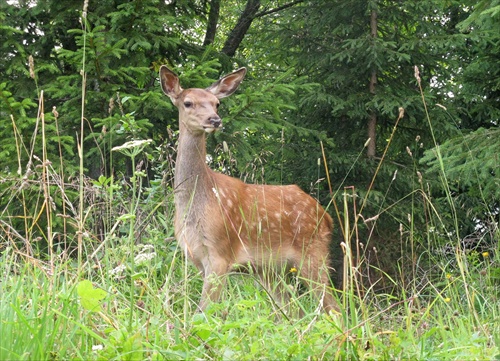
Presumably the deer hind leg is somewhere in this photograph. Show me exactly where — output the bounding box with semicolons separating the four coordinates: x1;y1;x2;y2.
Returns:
299;257;340;314
256;265;291;309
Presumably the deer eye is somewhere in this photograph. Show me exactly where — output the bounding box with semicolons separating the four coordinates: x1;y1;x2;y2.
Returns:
184;101;193;108
216;102;220;109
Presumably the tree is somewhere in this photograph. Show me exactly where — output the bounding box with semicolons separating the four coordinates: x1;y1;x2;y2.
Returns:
232;0;493;283
421;0;500;242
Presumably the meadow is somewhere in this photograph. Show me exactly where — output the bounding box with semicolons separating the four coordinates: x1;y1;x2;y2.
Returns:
1;92;498;360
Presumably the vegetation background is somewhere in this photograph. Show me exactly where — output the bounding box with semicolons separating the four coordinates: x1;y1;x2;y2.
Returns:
0;0;499;359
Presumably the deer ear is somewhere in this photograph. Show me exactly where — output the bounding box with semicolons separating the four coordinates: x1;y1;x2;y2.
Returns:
160;66;183;101
206;68;246;99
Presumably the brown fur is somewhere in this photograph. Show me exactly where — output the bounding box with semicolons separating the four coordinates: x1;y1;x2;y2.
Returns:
160;65;339;313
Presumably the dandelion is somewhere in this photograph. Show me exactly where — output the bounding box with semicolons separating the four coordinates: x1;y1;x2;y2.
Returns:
289;267;298;273
482;251;489;258
446;273;452;280
444;297;451;303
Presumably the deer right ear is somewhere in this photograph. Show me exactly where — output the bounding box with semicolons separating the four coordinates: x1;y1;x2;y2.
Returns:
206;67;247;99
160;66;183;101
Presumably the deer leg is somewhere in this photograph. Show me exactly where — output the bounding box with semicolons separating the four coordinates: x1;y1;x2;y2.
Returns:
299;259;340;314
198;257;230;311
257;268;292;312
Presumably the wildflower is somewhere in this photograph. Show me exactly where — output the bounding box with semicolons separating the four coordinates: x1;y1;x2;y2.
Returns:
134;252;156;266
444;297;451;303
92;345;103;351
446;273;452;280
112;139;152;152
289;267;298;273
137;244;155;252
482;251;489;258
109;264;126;276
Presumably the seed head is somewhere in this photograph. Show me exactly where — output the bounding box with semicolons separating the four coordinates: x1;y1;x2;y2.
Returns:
28;55;35;79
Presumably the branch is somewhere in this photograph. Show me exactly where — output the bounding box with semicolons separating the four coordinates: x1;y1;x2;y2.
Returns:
220;0;304;57
203;0;221;46
255;0;304;18
221;0;261;57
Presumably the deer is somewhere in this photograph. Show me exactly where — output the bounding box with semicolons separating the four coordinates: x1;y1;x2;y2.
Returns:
159;65;339;315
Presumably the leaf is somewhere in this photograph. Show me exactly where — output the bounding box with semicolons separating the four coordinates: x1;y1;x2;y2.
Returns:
77;280;107;312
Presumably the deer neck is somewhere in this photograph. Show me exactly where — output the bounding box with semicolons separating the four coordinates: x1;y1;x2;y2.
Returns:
174;126;213;213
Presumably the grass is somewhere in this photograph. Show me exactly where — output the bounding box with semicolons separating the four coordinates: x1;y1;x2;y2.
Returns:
1;234;498;360
1;114;499;360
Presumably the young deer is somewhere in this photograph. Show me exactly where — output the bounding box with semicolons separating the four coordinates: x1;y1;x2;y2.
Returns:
160;65;339;314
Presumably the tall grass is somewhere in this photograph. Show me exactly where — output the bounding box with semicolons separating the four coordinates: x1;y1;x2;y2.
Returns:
1;26;499;360
1;96;499;361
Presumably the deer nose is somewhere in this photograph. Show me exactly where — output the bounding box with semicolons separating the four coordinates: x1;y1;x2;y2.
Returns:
209;117;222;128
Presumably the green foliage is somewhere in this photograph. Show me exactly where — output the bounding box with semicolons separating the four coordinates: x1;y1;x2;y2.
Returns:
421;126;500;237
77;280;107;312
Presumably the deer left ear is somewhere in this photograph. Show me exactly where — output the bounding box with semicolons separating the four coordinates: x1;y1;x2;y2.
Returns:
160;66;183;102
206;68;247;99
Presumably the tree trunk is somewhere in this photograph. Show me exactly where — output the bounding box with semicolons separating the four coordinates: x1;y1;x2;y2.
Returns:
221;0;261;57
367;7;378;159
203;0;221;46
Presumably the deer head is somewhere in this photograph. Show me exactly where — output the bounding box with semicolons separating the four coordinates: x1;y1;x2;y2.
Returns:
160;66;246;134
